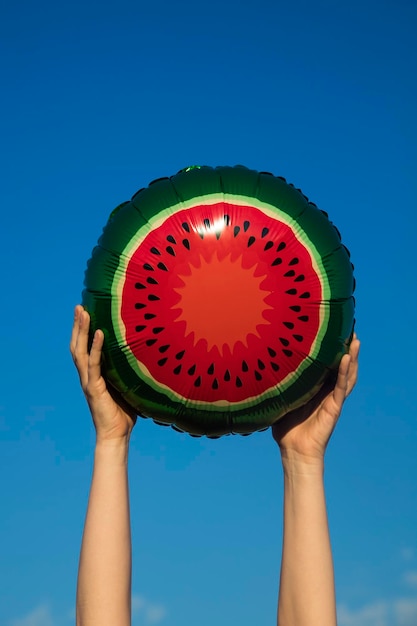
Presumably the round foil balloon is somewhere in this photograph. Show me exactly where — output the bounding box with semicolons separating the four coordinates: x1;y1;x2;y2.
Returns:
83;166;355;436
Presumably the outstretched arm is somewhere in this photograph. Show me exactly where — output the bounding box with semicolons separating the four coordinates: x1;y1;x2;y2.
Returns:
273;336;360;626
70;306;136;626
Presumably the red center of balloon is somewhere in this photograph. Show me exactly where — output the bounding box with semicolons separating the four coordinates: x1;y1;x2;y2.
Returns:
173;250;273;353
120;202;322;403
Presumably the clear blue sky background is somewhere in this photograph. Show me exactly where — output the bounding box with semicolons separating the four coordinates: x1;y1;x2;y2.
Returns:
1;1;416;625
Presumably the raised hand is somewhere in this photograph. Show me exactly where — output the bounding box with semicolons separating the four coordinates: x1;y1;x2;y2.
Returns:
70;305;136;442
71;305;135;626
274;336;360;626
272;335;360;466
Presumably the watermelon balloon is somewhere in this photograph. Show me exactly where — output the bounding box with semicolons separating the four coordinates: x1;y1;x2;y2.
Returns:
83;165;355;437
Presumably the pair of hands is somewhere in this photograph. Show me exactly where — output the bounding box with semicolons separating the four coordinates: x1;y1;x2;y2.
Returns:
70;305;360;460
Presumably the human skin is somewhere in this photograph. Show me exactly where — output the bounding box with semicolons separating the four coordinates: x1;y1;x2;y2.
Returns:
71;305;136;626
273;335;360;626
70;304;359;626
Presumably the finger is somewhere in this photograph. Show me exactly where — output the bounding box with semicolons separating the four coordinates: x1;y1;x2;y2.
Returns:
346;337;360;396
87;329;104;386
69;305;83;357
75;309;91;354
349;336;360;360
332;353;351;410
73;310;91;388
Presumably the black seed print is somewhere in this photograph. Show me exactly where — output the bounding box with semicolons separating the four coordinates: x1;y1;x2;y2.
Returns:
298;315;309;322
242;360;249;372
255;370;262;381
207;363;215;375
271;362;280;371
283;349;293;357
157;262;168;271
277;241;286;252
152;327;164;334
286;289;297;295
293;334;303;342
146;339;157;346
159;344;170;353
135;303;146;309
147;277;158;285
236;376;243;388
264;241;274;251
143;263;154;271
224;214;230;225
148;294;160;301
284;270;296;277
234;226;240;237
167;235;176;244
257;359;265;370
135;325;146;332
224;369;231;381
299;292;310;299
290;305;301;312
261;227;269;238
243;220;250;232
166;246;175;256
283;321;294;329
188;364;196;375
272;257;282;266
135;282;146;289
182;238;190;250
203;218;210;229
182;222;190;232
267;347;277;357
144;313;156;320
212;378;219;390
289;257;299;265
294;274;305;282
194;376;201;387
150;247;161;255
248;236;256;247
175;350;185;360
157;358;168;366
279;337;290;346
173;365;181;375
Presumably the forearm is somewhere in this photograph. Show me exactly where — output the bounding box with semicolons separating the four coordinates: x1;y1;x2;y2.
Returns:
77;439;132;626
278;457;336;626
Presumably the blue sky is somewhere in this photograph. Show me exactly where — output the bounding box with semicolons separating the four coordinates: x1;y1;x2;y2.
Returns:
1;0;416;625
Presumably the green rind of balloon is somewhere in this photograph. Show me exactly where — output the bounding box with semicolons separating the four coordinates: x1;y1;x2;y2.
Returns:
108;193;334;409
172;165;261;203
83;166;355;434
98;202;149;255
